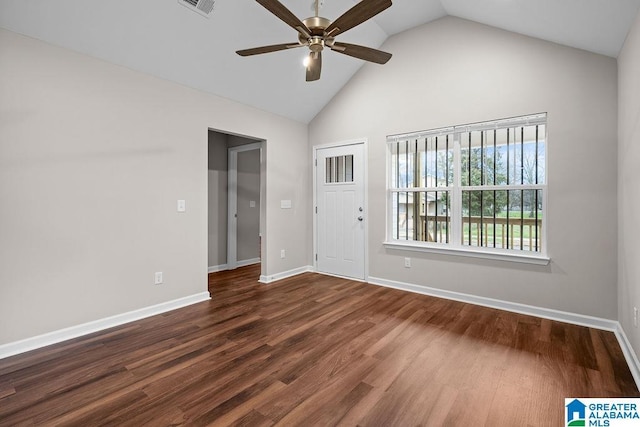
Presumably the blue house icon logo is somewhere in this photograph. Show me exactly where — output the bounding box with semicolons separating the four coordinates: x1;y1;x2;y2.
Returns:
566;399;587;426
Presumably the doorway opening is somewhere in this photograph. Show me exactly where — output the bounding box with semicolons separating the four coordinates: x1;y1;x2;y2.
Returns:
208;129;265;278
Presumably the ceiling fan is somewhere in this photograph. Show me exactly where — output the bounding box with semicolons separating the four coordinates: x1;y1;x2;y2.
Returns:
236;0;393;82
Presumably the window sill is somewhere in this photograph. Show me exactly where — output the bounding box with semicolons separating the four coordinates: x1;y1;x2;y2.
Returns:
383;241;550;265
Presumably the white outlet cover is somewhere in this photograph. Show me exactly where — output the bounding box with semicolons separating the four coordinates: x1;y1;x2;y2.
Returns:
280;200;292;209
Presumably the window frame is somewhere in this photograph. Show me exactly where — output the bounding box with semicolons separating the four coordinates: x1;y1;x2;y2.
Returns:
384;114;549;265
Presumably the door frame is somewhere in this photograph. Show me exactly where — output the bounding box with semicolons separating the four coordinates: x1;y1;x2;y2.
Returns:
312;139;369;281
227;141;263;270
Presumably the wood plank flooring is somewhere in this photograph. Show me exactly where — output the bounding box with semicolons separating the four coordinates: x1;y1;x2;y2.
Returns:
0;264;638;426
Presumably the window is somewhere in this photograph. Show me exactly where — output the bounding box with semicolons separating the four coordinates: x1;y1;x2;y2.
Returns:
386;114;547;263
326;155;354;183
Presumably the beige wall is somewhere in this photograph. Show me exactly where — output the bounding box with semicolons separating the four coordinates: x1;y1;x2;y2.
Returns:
618;9;640;358
0;29;309;345
310;17;618;319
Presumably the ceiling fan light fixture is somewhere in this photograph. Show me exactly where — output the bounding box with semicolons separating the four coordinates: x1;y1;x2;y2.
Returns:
237;0;393;81
309;37;324;52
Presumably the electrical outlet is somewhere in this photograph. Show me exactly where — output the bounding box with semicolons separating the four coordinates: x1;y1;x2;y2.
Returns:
634;307;638;327
280;249;286;259
155;272;163;285
404;257;411;268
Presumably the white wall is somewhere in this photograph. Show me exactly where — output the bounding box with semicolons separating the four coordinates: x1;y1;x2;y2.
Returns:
0;29;309;345
618;9;640;358
310;17;618;319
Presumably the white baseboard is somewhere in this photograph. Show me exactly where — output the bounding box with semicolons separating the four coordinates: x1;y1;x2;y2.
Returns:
614;324;640;390
208;264;228;273
208;258;261;273
237;258;261;268
367;275;640;390
260;265;314;284
0;292;211;360
367;276;618;330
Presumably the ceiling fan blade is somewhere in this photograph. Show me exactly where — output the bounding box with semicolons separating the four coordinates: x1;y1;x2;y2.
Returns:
306;52;322;82
256;0;311;38
236;43;303;57
330;42;391;64
325;0;392;37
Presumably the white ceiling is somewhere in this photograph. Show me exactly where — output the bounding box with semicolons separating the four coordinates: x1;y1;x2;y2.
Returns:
1;0;639;123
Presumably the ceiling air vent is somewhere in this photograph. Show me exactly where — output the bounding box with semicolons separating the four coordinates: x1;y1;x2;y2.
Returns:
178;0;215;18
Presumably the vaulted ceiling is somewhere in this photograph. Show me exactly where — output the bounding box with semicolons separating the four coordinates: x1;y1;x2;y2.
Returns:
1;0;639;123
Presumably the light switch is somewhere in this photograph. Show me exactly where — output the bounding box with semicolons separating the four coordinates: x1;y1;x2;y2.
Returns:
250;200;256;208
177;200;186;212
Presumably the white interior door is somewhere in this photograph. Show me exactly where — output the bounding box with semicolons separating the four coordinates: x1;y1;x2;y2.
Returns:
316;143;366;280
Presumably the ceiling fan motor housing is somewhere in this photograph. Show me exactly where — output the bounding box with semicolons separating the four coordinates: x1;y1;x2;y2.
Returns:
299;16;331;51
303;16;331;33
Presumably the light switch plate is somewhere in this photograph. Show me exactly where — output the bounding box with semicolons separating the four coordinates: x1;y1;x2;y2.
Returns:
280;200;292;209
177;200;186;212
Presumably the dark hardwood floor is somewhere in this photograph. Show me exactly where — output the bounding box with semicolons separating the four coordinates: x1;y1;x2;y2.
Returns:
0;264;638;426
